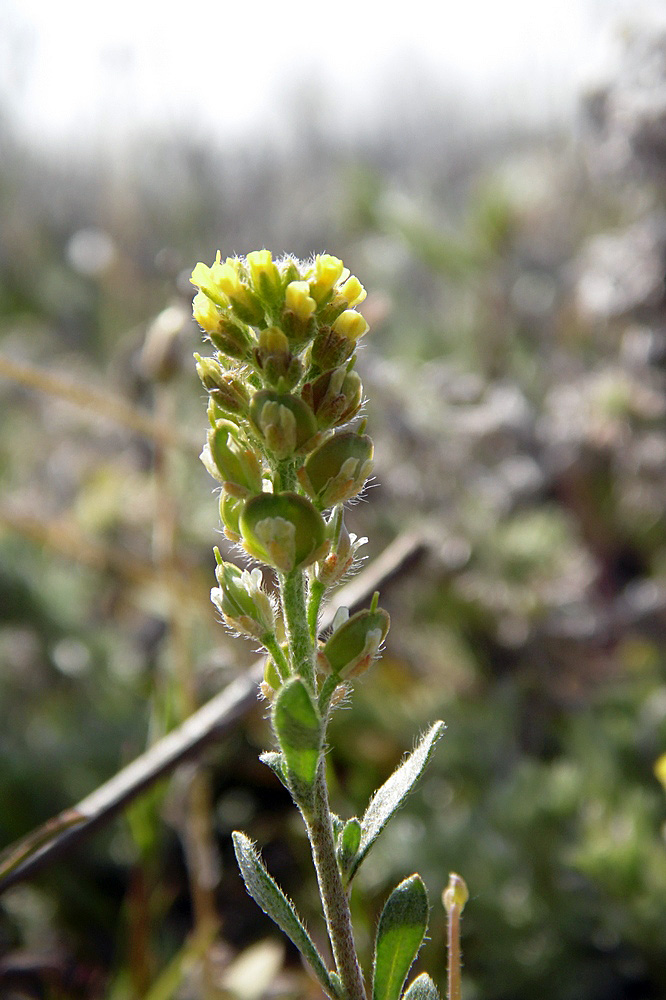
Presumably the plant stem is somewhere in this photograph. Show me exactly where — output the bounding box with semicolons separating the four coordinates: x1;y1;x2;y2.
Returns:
443;873;468;1000
280;568;316;690
306;762;367;1000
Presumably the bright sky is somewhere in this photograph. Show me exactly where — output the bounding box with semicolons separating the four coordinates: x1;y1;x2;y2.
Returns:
2;0;665;149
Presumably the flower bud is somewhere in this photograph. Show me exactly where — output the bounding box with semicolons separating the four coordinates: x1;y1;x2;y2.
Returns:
319;605;390;678
195;355;250;416
194;353;226;391
250;390;318;459
285;280;317;321
254;327;302;389
332;310;369;341
219;492;243;542
201;421;263;496
240;491;327;572
443;873;469;913
308;366;363;429
310;327;356;371
207;317;253;361
211;557;275;639
193;290;224;332
246;249;282;305
338;275;367;308
309;254;347;305
299;432;374;507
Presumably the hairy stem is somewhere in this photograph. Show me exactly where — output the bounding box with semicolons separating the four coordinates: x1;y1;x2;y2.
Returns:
280;568;316;690
306;763;367;1000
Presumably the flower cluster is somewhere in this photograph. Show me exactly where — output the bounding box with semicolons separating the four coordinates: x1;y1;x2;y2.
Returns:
192;251;387;689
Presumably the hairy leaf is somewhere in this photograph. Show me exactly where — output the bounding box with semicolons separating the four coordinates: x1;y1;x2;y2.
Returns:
232;832;339;998
349;722;445;882
402;973;441;1000
372;874;429;1000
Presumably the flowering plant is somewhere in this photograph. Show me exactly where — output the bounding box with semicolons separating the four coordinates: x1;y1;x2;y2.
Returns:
192;250;464;1000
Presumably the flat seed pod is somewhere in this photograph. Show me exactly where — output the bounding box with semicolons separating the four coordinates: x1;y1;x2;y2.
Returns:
240;492;327;572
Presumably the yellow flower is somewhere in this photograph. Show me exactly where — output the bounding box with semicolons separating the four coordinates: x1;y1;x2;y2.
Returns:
332;309;369;341
191;258;229;309
310;254;347;303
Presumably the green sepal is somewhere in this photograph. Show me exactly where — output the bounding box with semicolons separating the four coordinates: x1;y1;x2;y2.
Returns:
337;817;362;878
232;832;341;999
402;973;442;1000
372;874;429;1000
272;678;322;813
348;723;445;883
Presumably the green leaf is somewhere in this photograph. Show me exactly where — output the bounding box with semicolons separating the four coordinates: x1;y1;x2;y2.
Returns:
232;832;340;999
402;973;441;1000
372;874;429;1000
349;722;445;883
337;817;362;878
272;677;322;811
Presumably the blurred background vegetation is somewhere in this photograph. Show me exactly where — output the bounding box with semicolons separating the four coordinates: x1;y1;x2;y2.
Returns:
2;8;666;1000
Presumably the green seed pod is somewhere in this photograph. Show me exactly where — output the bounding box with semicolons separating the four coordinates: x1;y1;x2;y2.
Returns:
211;558;275;640
219;492;244;542
308;366;363;429
319;605;390;678
240;491;328;572
299;431;374;508
250;389;318;460
201;421;263;496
